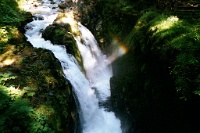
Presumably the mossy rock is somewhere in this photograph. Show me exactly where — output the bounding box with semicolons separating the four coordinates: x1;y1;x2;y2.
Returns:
42;23;84;71
58;3;68;10
0;44;77;132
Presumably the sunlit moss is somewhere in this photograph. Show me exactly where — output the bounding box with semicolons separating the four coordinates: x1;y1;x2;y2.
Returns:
44;76;57;89
0;76;22;99
0;26;24;67
7;86;25;100
0;45;23;67
0;26;20;44
125;10;200;100
54;11;80;36
0;73;36;100
17;0;30;9
0;27;8;43
36;105;55;118
150;16;179;33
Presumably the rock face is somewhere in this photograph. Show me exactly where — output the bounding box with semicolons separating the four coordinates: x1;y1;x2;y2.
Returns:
77;0;107;49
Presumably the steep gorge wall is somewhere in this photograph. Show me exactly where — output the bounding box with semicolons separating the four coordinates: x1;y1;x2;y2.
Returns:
78;1;200;132
110;11;200;133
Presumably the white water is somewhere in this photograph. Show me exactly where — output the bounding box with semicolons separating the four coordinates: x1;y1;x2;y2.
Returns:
75;23;112;101
24;0;122;133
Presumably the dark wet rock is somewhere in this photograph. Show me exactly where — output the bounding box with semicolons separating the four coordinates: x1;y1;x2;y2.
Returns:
42;23;83;70
33;14;44;20
58;3;68;10
18;12;33;33
42;23;74;54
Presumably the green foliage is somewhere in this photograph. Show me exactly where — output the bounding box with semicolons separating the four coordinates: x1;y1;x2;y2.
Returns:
0;72;54;133
0;85;10;112
110;10;200;132
0;72;16;85
96;0;138;38
126;10;200;99
0;0;26;24
23;86;37;97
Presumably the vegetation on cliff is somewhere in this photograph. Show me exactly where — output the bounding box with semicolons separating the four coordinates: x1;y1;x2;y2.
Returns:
0;0;31;25
91;0;200;133
110;10;200;133
126;10;200;98
0;0;76;132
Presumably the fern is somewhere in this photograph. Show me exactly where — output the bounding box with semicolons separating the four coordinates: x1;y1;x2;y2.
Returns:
0;72;16;85
0;85;10;111
23;86;37;97
0;88;53;132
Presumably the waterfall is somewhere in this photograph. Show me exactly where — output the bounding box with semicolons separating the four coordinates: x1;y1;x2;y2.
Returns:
24;0;122;133
75;23;112;101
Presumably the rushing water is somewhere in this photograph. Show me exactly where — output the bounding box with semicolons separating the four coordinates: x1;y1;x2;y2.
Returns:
24;0;122;133
75;23;112;101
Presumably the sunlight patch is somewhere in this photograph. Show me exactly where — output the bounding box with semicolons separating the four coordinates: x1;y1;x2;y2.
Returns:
0;27;8;43
36;105;55;118
54;11;80;36
7;86;24;100
151;16;179;33
2;59;15;66
0;45;21;67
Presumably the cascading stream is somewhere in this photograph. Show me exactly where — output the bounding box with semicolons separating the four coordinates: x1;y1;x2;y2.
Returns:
24;0;122;133
75;23;112;101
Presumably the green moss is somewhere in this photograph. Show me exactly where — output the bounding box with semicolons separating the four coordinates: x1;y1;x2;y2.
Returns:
110;9;200;133
42;24;84;72
0;0;29;25
124;10;200;99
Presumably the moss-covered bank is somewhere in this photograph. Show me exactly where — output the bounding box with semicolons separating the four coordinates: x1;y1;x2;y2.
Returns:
0;0;77;132
110;10;200;133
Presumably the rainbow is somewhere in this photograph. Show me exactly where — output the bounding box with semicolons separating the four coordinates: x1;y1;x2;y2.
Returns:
107;37;128;63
